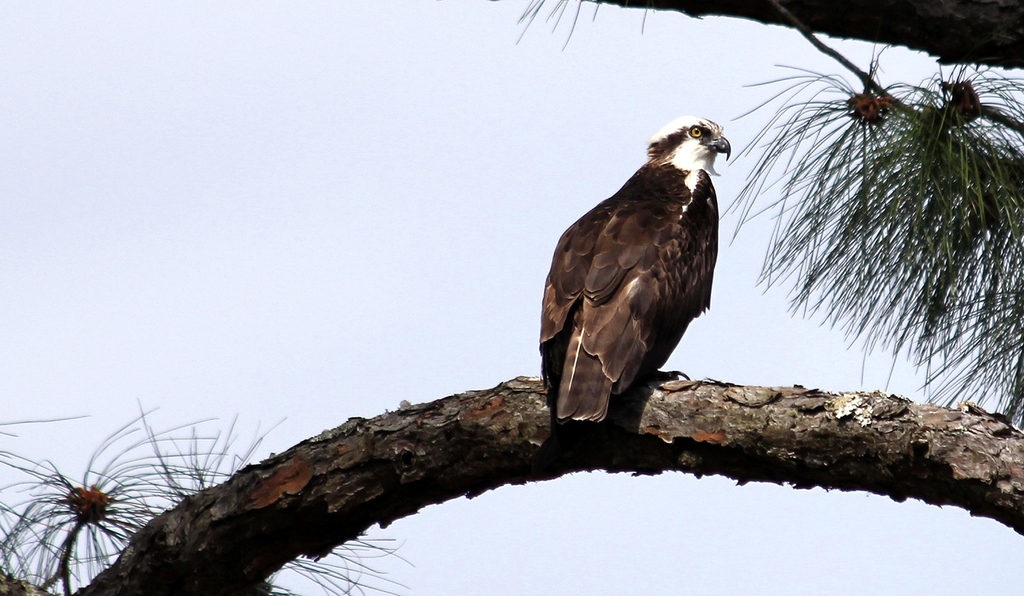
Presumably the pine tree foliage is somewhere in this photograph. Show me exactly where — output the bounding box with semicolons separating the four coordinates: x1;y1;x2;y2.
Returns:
737;66;1024;422
0;414;403;596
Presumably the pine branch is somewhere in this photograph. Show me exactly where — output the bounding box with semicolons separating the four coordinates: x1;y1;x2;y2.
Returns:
979;105;1024;140
569;0;1024;69
765;0;890;99
0;573;54;596
76;376;1024;596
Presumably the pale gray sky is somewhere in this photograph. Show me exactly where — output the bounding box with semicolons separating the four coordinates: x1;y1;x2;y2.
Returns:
0;1;1019;594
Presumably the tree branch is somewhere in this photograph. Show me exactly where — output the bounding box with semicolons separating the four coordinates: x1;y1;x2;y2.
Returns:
0;572;54;596
583;0;1024;69
765;0;889;97
77;377;1024;596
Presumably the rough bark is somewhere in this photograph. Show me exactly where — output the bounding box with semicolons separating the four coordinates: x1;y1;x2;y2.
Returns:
75;376;1024;596
0;573;52;596
579;0;1024;69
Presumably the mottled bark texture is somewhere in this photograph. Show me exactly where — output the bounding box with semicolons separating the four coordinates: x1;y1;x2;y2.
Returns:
74;376;1024;596
578;0;1024;69
0;573;52;596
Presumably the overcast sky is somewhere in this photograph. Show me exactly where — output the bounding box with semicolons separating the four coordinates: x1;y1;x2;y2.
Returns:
0;1;1021;594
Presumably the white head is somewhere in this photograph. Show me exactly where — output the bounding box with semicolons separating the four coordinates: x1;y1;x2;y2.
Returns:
646;116;731;176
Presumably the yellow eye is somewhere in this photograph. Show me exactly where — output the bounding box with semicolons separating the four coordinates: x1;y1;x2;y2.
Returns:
690;126;703;138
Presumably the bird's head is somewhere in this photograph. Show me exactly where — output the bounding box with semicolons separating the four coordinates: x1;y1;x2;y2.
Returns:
646;116;731;176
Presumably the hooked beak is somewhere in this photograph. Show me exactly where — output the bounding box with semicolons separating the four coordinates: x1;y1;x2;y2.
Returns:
706;136;732;161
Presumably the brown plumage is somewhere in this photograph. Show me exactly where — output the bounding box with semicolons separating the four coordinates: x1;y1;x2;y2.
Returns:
537;117;729;466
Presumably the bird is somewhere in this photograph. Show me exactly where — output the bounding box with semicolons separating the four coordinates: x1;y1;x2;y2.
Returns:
536;116;730;468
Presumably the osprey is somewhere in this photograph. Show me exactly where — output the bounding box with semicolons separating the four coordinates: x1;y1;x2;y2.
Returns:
538;116;729;462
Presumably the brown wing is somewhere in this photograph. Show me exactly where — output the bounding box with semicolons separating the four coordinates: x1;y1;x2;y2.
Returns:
541;164;719;423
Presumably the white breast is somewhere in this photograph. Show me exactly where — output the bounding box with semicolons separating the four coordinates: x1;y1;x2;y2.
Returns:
684;169;703;193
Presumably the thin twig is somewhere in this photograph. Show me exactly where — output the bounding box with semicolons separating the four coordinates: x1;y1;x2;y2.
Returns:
766;0;1024;138
766;0;1024;142
59;521;84;596
766;0;890;98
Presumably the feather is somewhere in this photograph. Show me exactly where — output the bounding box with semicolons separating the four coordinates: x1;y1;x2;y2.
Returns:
536;117;726;470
